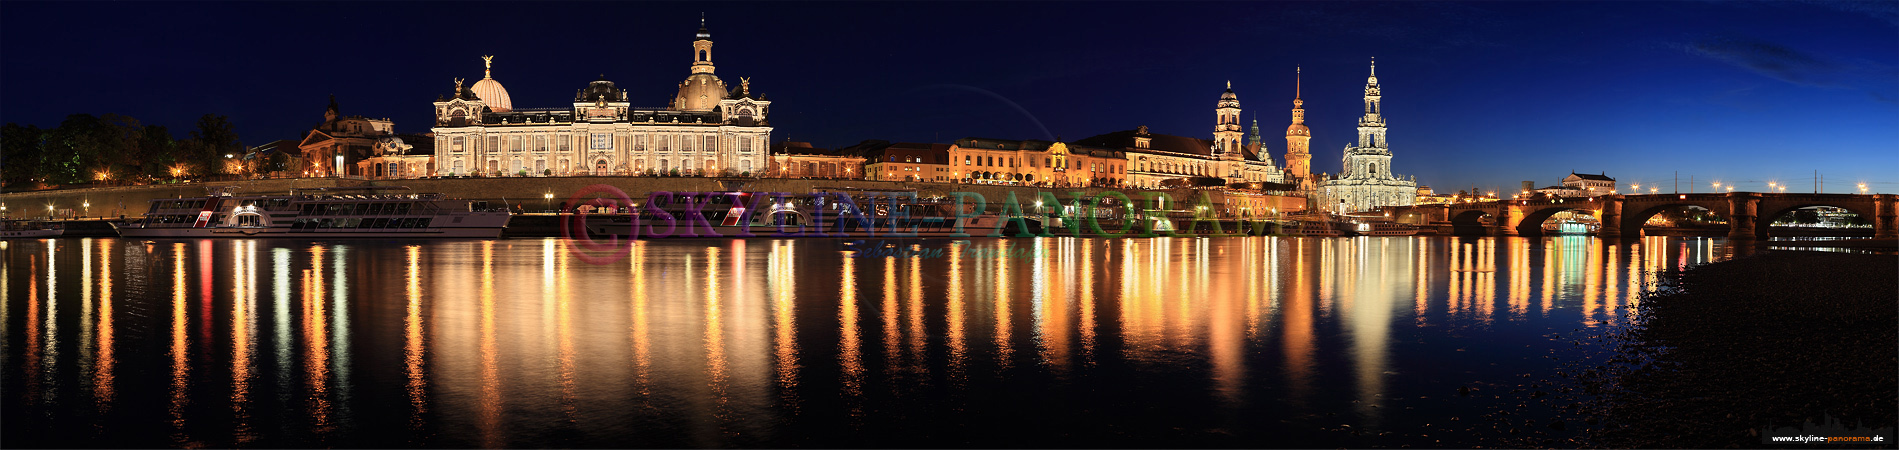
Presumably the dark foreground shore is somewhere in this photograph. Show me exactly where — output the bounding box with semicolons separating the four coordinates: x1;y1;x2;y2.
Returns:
1550;251;1897;448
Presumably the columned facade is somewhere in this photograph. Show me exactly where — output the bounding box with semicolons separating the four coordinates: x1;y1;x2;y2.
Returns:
430;18;773;178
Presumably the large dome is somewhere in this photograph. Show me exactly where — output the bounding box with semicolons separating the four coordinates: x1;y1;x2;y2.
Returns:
673;73;725;112
1286;123;1310;136
472;56;512;112
473;78;512;112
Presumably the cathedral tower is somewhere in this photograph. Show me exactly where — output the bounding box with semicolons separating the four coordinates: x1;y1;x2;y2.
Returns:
673;14;728;112
1214;81;1243;157
1285;67;1312;182
1319;58;1415;213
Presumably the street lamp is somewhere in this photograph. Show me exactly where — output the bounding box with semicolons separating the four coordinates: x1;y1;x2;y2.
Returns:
1649;187;1658;194
1859;183;1868;194
544;192;554;213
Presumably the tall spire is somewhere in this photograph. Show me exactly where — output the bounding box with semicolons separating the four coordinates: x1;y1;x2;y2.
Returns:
481;55;493;79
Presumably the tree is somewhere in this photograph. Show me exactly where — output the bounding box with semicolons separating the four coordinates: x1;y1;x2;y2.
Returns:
183;114;243;175
1;123;45;190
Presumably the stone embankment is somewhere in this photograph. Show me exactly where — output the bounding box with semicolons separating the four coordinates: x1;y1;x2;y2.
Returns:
1;176;1304;220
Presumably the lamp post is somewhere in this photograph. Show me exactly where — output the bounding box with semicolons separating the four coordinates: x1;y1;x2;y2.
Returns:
544;192;554;213
1859;183;1868;194
83;200;90;219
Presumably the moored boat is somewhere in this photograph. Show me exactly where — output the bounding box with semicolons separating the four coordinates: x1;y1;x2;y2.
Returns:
0;220;65;239
113;186;511;238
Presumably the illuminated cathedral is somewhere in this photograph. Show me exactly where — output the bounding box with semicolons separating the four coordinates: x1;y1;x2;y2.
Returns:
1318;60;1417;213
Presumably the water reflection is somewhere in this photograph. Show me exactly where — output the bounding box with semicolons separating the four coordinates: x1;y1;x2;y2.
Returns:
2;236;1732;448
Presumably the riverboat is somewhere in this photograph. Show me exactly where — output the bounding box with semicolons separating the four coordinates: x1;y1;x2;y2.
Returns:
0;220;64;238
113;186;511;238
572;191;1181;238
1345;221;1420;236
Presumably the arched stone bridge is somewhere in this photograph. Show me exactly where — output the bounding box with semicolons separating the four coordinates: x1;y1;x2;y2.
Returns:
1386;193;1898;240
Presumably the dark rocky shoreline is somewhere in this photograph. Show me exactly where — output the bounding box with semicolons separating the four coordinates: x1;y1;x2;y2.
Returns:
1513;250;1897;448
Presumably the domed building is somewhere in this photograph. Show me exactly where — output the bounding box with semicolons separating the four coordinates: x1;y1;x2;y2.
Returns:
430;16;773;178
470;56;512;112
672;18;727;112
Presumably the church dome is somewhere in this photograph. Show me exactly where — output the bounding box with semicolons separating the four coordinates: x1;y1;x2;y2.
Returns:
673;73;726;112
1286;123;1310;136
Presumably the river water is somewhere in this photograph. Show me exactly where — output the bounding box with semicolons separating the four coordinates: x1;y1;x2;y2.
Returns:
1;235;1730;447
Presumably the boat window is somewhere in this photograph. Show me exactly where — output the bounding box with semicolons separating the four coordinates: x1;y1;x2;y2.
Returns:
418;218;432;228
397;203;411;215
353;203;368;215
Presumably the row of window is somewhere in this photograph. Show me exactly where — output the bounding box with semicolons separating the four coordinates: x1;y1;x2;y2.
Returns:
446;133;761;153
955;154;1124;174
299;202;417;216
291;217;433;230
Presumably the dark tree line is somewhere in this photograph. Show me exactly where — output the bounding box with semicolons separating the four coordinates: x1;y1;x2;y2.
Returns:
2;113;275;190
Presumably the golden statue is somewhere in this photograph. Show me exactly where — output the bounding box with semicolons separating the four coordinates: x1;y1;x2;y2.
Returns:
481;55;494;79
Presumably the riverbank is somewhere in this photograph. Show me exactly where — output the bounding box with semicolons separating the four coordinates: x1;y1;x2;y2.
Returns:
1541;251;1897;447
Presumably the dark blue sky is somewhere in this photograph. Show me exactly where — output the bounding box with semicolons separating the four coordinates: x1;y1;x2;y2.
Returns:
4;1;1895;194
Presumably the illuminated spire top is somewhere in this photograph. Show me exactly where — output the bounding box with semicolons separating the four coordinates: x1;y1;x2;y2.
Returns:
481;55;493;79
1293;66;1303;108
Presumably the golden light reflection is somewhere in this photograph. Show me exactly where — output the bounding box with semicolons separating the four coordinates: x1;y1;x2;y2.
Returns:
303;245;333;436
704;246;728;410
946;241;967;383
1508;238;1530;319
1283;238;1314;405
231;240;258;443
882;253;900;375
1078;240;1097;367
768;241;797;406
81;239;94;403
170;243;189;443
44;241;61;404
24;251;39;405
95;239;116;411
1414;238;1429;325
993;240;1013;370
478;241;500;448
1035;239;1071;377
906;245;926;369
838;250;863;405
630;241;653;396
404;245;427;422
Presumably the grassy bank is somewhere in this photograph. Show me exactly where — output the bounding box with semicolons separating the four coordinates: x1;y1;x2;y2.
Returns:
1561;251;1897;447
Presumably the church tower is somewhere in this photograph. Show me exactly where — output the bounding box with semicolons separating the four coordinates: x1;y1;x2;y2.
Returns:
1319;58;1415;213
1214;81;1243;158
1284;67;1312;183
673;14;728;112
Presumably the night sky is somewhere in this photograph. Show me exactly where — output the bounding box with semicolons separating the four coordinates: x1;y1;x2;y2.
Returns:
4;1;1895;194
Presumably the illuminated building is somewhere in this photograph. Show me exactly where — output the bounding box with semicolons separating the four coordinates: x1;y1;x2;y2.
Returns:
862;142;951;182
946;138;1125;187
1318;60;1417;212
1074;82;1284;189
1284;67;1314;190
768;141;867;179
429;17;772;177
298;95;397;178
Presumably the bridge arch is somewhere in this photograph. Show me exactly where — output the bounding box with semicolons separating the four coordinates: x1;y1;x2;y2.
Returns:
1618;200;1731;238
1754;202;1875;239
1515;204;1602;237
1451;209;1494;235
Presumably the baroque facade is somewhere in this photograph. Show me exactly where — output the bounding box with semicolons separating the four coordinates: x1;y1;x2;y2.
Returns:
298;96;397;178
429;18;772;177
1319;60;1417;213
1075;83;1283;189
